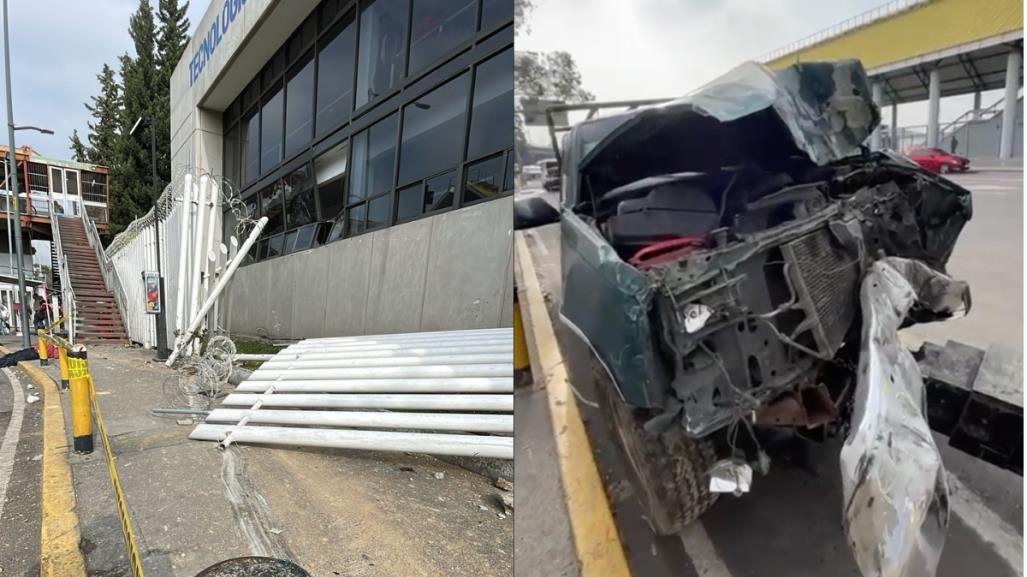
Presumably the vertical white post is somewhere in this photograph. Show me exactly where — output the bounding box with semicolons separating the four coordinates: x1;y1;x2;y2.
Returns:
188;176;210;355
999;50;1021;160
174;175;193;340
926;66;941;148
201;182;219;332
972;90;982;120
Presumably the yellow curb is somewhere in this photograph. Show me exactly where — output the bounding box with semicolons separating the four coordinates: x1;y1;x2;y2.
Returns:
513;233;632;577
0;344;87;577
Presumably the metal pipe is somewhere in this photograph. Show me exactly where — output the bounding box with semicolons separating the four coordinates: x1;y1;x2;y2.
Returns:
167;216;268;366
233;353;276;361
259;353;511;370
259;345;514;361
2;0;30;347
205;409;513;433
152;408;211;415
235;377;513;394
190;424;513;459
284;328;510;346
279;340;513;355
174;175;193;337
201;180;219;332
187;176;210;356
247;363;511;381
222;393;513;412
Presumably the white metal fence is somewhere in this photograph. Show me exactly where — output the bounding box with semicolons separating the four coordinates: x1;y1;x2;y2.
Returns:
96;168;252;353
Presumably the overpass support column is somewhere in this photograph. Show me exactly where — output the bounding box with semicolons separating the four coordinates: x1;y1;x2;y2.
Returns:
891;104;899;151
999;49;1021;160
870;82;883;149
972;91;982;119
926;67;941;148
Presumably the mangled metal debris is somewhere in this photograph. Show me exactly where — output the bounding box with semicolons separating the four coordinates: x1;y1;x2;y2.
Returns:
531;58;975;574
190;328;514;459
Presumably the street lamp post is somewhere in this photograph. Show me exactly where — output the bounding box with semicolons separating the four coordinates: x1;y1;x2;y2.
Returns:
131;116;169;359
3;0;31;346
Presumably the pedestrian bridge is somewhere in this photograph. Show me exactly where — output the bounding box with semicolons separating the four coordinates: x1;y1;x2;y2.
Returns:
761;0;1023;157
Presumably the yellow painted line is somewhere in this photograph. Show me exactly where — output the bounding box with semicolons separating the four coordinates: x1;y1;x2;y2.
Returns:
513;232;632;577
0;345;87;577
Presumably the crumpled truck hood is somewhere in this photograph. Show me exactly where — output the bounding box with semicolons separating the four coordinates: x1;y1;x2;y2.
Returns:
842;257;970;577
578;59;880;178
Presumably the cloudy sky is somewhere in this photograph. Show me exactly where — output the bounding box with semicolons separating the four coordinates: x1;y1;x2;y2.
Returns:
0;0;207;159
518;0;1000;143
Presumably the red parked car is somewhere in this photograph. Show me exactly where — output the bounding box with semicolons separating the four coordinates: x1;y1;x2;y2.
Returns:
906;147;970;174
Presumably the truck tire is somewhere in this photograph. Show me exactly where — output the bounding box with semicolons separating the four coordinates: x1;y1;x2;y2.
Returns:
593;359;718;535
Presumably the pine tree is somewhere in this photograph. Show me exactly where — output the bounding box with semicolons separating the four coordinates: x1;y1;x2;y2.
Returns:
111;0;159;233
84;64;123;169
69;130;89;163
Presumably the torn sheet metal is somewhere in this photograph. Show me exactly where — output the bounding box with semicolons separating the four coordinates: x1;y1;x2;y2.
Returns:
841;257;969;577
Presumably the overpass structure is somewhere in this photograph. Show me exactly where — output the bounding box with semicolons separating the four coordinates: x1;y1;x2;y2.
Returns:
762;0;1023;159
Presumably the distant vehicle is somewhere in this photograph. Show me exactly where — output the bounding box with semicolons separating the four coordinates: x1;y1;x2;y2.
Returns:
522;165;543;179
907;147;970;173
539;158;560;192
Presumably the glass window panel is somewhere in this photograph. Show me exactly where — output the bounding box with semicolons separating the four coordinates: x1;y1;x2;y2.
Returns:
503;152;513;192
315;141;349;222
463;154;503;204
316;13;356;136
480;0;513;31
395;183;421;221
50;168;62;194
347;202;366;237
256;238;268;260
65;171;79;195
243;194;260;221
467;47;513;160
294;223;317;251
260;182;285;236
267;233;284;258
284;229;299;254
398;72;469;185
222;208;239;248
260;88;284;173
284;165;316;229
366;194;390;231
242;109;260;183
223;124;241;186
424;170;455;213
285;57;315;157
355;0;407;108
408;0;475;75
350;113;397;203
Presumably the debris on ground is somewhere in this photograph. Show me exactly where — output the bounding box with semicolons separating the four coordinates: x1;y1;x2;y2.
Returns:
26;394;39;404
494;477;513;492
399;466;415;473
434;472;445;480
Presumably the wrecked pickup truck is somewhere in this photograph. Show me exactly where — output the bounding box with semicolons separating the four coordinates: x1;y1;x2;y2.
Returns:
515;60;980;577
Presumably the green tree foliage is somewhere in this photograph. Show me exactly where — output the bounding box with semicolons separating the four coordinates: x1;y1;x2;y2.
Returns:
514;50;594;157
73;0;190;236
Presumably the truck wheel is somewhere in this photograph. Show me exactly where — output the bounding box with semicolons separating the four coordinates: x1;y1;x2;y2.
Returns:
593;360;718;535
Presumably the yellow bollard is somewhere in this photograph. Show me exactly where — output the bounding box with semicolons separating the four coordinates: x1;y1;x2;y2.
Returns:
513;291;532;386
37;331;49;366
58;346;70;390
67;348;93;454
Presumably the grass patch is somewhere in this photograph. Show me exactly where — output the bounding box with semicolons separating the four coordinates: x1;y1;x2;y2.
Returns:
232;338;280;370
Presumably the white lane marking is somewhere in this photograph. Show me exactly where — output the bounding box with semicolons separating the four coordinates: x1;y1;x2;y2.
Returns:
968;185;1016;191
680;521;733;577
525;229;551;257
947;472;1023;575
0;367;25;523
970;189;1013;197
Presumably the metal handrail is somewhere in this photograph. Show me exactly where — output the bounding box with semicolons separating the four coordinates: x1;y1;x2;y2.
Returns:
48;193;76;343
758;0;932;63
81;206;133;339
939;90;1022;142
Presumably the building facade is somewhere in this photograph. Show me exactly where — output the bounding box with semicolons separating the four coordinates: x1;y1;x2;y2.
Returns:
171;0;514;338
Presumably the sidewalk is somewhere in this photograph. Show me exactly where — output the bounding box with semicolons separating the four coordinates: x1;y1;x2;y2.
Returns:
5;337;512;577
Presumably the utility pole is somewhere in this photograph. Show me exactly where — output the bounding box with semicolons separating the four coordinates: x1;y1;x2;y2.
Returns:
132;116;169;359
3;0;30;347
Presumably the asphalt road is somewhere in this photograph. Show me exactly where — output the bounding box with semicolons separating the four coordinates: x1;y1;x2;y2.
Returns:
514;169;1023;577
0;366;43;577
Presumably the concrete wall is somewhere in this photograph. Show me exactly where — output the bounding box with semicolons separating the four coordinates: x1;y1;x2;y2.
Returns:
224;196;514;339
